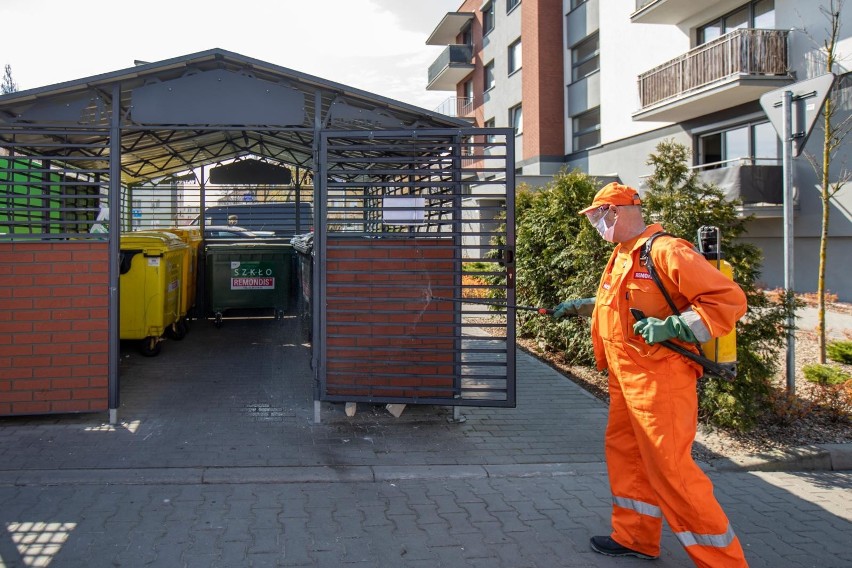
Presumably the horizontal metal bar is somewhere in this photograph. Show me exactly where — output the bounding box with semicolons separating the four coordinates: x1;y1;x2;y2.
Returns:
320;394;511;406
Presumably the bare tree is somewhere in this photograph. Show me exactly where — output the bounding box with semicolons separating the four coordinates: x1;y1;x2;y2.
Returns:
1;64;17;94
803;0;852;362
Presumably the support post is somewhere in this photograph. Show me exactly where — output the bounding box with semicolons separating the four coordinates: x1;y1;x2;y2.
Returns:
108;83;121;424
782;90;796;394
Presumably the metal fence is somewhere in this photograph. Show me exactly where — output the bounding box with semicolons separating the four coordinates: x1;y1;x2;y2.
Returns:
1;128;111;239
316;128;517;406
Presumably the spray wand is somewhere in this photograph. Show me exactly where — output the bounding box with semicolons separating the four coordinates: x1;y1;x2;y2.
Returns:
429;295;554;315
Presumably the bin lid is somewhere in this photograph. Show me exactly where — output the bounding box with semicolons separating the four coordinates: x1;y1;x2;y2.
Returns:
205;242;293;251
162;226;203;243
121;231;189;253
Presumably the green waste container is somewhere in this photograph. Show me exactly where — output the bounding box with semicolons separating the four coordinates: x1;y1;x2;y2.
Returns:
205;242;293;327
120;231;188;356
291;232;313;341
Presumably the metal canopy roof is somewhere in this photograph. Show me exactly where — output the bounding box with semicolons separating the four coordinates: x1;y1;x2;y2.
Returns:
0;48;468;185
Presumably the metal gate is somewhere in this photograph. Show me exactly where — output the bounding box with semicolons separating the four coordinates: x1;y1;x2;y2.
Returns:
316;128;516;407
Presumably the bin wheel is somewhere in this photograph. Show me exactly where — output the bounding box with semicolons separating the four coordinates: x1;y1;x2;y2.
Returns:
140;336;161;357
165;319;188;341
214;312;223;328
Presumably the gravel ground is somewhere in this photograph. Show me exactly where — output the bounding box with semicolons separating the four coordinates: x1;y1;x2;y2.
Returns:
476;302;852;463
524;329;852;463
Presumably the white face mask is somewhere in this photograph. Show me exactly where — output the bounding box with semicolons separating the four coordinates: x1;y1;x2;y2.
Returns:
594;215;615;242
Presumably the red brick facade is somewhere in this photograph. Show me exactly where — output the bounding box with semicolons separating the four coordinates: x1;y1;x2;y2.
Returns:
523;0;566;161
0;241;110;415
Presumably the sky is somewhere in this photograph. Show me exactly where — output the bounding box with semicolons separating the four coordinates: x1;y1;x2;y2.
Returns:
1;0;462;111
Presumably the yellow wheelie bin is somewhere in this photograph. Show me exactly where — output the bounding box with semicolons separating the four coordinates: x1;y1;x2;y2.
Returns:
156;227;202;334
119;231;188;356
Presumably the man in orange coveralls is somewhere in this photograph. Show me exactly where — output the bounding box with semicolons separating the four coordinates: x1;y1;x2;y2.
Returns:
553;182;749;567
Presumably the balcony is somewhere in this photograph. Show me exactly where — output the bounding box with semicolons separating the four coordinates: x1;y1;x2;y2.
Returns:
427;44;474;91
634;29;794;122
631;0;714;24
427;12;475;45
696;160;785;218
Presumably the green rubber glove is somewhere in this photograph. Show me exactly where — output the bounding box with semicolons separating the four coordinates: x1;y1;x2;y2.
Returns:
552;298;595;319
632;315;697;345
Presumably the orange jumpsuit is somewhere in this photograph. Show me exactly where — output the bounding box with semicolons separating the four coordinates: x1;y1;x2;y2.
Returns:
590;224;749;567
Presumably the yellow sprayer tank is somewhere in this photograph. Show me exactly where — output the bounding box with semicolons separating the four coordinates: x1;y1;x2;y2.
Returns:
697;226;737;375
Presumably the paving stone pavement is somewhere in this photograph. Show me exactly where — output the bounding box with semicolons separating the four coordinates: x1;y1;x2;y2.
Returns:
0;315;850;567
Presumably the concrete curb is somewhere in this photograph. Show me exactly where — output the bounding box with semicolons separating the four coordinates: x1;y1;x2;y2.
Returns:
705;443;852;472
0;448;846;488
0;462;611;488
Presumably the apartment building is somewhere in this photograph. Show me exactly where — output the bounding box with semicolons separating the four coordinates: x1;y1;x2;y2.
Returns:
427;0;852;301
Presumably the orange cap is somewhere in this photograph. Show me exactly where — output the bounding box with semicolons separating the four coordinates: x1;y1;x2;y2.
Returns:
578;182;642;215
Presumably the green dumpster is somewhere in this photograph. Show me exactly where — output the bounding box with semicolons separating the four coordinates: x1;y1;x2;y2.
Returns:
120;231;188;356
205;242;293;327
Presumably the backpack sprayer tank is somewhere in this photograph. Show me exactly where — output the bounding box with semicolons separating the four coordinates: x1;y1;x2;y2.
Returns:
697;226;738;375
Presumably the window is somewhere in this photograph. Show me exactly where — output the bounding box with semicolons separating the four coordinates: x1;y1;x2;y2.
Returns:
507;0;520;12
698;0;774;45
461;23;473;46
484;60;495;91
571;33;599;81
463;135;476;157
834;72;852;111
463;79;473;102
483;2;495;35
752;122;780;164
462;80;474;115
697;120;780;168
484;118;497;146
510;104;523;135
570;0;587;9
508;39;522;74
573;107;600;151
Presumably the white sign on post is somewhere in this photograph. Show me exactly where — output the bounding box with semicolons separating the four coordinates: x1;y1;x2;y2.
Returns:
759;73;836;157
759;73;835;394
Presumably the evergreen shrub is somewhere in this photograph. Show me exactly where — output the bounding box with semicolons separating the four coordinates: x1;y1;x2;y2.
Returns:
827;340;852;364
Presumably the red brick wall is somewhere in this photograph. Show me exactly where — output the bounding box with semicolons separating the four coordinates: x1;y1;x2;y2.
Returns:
457;0;485;126
324;237;456;400
0;241;110;415
523;0;566;159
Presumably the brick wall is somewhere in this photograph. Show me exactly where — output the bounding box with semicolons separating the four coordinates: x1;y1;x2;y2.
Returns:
324;237;456;400
523;0;566;160
0;241;110;415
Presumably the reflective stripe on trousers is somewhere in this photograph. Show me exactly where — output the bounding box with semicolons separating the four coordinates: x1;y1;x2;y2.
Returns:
612;496;661;519
675;523;737;549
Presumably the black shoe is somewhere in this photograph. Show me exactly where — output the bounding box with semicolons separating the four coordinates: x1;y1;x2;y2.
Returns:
590;536;658;560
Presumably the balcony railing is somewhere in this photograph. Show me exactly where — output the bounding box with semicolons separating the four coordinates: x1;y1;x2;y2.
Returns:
637;28;789;109
641;159;784;216
433;96;475;117
427;44;474;91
